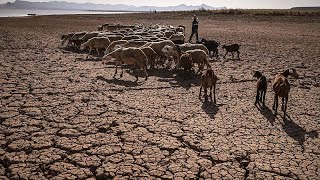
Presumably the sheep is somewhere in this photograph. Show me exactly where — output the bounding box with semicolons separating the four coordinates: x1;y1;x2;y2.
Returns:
161;45;210;72
115;41;148;49
103;35;123;43
80;32;99;42
272;68;299;117
164;30;175;38
140;47;157;69
199;68;218;103
161;45;182;66
148;40;175;64
169;33;185;44
200;38;219;58
177;25;186;34
222;44;240;59
60;32;75;46
105;40;129;54
70;31;87;49
178;53;194;78
80;37;111;59
179;43;209;55
186;49;211;73
253;71;267;107
122;35;142;41
102;47;148;81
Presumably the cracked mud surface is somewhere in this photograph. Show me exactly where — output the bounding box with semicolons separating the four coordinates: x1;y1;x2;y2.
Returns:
0;13;319;179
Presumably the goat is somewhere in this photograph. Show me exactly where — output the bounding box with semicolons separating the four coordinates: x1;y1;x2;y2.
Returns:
253;71;267;107
222;44;240;59
272;68;299;117
200;38;219;58
199;68;218;103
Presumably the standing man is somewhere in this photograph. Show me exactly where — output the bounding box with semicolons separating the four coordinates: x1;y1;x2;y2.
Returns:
188;15;199;43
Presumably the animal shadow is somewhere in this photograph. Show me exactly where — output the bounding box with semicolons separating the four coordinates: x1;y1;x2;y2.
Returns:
171;70;201;90
256;104;275;126
281;115;319;152
76;56;102;62
148;68;175;78
96;75;141;87
201;101;219;119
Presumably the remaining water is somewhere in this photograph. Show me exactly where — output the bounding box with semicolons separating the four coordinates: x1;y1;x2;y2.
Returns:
0;9;138;17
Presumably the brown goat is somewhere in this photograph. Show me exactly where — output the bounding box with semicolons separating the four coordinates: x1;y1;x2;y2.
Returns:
253;71;267;107
272;68;299;116
199;68;218;103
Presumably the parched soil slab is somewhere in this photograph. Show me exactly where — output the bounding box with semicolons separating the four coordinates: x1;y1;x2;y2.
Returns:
0;12;319;179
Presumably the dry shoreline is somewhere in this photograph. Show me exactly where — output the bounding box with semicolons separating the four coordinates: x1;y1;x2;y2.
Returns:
0;12;319;179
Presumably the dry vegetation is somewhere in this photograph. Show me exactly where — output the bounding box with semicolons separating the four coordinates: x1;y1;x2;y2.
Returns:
0;12;319;179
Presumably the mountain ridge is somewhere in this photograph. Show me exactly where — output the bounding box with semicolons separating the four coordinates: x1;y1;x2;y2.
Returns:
1;0;225;11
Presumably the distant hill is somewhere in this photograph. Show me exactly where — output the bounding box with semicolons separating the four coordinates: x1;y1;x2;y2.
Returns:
291;7;320;11
0;0;224;11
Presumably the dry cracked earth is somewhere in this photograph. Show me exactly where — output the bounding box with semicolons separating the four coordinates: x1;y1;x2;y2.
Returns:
0;13;320;179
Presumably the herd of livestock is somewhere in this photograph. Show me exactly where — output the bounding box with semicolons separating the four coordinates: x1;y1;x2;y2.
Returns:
60;23;299;117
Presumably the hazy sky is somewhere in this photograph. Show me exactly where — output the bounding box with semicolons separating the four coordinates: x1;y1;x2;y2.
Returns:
1;0;320;9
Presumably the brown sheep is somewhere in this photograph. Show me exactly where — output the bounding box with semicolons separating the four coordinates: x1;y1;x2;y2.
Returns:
253;71;267;107
178;53;194;78
80;37;111;59
185;49;211;73
272;68;299;117
199;68;218;103
102;47;148;81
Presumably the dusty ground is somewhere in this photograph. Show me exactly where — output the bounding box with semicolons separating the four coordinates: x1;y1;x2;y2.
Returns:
0;12;319;179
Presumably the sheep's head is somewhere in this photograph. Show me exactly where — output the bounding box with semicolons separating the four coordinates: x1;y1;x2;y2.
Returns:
205;69;215;77
161;45;175;56
289;68;299;78
101;55;113;65
283;68;299;78
80;44;85;51
180;53;192;62
253;71;262;78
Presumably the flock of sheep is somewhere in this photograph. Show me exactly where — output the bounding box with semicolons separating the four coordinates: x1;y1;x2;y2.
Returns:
60;23;299;117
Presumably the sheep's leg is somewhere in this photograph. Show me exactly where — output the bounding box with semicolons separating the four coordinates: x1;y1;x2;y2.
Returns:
199;86;202;98
143;66;148;81
120;63;124;78
86;48;92;59
96;48;100;56
113;62;118;78
209;85;213;102
223;52;228;59
237;50;240;59
231;52;234;59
